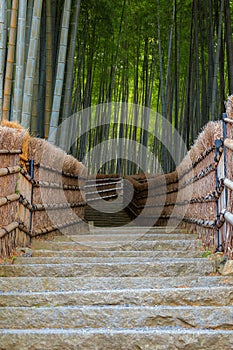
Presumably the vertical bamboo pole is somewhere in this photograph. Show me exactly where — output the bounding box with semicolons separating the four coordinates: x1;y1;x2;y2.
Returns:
31;46;39;136
44;0;53;139
2;0;18;121
0;0;6;121
12;0;27;123
21;0;43;129
48;0;72;145
59;0;81;149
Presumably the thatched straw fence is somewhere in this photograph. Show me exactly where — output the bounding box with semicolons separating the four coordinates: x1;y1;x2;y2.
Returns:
0;123;87;257
124;97;233;258
2;97;233;259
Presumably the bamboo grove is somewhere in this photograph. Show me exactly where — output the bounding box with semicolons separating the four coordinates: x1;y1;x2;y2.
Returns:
0;0;233;174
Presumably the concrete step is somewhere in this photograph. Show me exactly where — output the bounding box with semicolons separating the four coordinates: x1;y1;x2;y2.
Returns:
1;305;233;330
0;258;214;277
90;226;188;232
14;255;205;265
51;233;198;242
85;205;132;227
31;239;202;251
1;224;232;350
0;286;232;307
1;328;233;350
1;276;232;293
31;249;204;258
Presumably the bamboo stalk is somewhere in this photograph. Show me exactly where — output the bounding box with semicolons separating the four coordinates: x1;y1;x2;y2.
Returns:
12;0;27;122
0;165;20;176
44;0;53;139
59;0;81;149
0;149;21;154
31;45;39;136
2;0;18;121
0;193;20;207
223;178;233;191
20;196;86;211
224;117;233;124
33;180;80;190
19;217;83;237
84;181;122;189
0;0;6;120
0;222;19;239
21;0;43;128
48;0;72;144
224;138;233;151
223;210;233;226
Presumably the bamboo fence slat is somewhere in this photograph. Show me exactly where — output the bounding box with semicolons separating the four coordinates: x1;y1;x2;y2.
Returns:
0;165;20;177
0;222;19;239
0;193;20;207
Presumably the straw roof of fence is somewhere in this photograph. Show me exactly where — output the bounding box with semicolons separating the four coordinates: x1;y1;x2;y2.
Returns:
29;137;87;176
225;94;233;119
0;122;87;177
0;121;30;157
177;120;222;175
0;121;30;162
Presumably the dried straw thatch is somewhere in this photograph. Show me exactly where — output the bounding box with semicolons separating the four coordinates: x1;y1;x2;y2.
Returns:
0;173;19;197
29;138;87;179
0;202;18;227
177;121;222;176
225;94;233;119
0;122;88;257
0;121;30;165
125;119;224;233
29;137;66;170
63;154;87;177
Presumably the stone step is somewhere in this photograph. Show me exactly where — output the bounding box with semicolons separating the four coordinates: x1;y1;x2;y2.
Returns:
31;239;202;251
85;206;129;213
1;224;232;350
0;286;232;307
51;233;198;242
92;226;187;231
85;207;132;226
15;255;205;265
31;249;204;258
0;328;233;350
1;305;233;330
90;226;187;232
0;258;214;277
1;275;231;293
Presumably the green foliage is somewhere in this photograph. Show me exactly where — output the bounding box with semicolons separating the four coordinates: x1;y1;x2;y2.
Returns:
201;250;212;258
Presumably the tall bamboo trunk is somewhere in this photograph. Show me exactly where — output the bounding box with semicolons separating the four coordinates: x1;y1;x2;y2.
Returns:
21;0;43;129
2;0;18;121
210;0;224;119
59;0;81;149
12;0;27;123
224;0;233;94
48;0;72;145
44;0;53;139
0;0;6;120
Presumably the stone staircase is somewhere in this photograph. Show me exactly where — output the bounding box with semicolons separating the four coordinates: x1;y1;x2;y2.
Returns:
85;200;132;227
0;226;233;349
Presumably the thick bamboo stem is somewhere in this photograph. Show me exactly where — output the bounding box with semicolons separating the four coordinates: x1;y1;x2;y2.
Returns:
2;0;18;121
